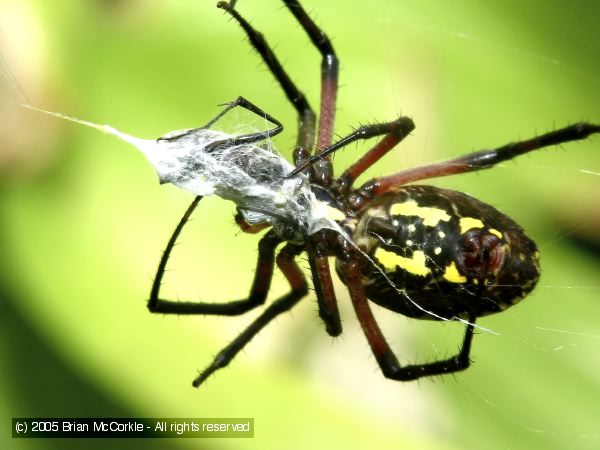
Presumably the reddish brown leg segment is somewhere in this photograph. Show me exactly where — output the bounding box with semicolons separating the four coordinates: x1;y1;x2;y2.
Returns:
342;257;476;381
217;1;316;168
291;117;415;178
284;0;339;185
351;122;600;209
337;118;415;195
307;240;342;336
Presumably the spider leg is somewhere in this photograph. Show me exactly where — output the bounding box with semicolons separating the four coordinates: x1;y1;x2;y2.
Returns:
283;0;339;185
289;117;415;176
336;118;417;194
307;238;342;336
203;96;284;152
217;1;316;167
205;95;274;130
193;243;307;387
156;96;282;149
148;196;283;315
218;1;339;184
350;122;600;208
341;256;476;381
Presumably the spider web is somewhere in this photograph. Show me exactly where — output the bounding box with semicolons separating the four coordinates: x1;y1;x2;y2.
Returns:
0;1;599;450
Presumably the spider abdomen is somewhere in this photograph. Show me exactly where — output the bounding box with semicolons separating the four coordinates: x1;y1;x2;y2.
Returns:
344;185;541;320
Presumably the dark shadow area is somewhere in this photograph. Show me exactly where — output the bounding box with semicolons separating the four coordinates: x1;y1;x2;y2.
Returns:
553;215;600;260
565;233;600;259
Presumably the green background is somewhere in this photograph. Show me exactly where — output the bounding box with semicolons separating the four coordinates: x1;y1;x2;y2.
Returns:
1;0;599;449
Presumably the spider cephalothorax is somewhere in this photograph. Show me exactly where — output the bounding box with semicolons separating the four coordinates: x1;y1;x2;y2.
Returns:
145;0;600;387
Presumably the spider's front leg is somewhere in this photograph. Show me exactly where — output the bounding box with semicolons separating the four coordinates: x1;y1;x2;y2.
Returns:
290;117;415;177
339;250;477;381
218;0;339;183
148;196;282;315
216;1;317;168
282;0;339;149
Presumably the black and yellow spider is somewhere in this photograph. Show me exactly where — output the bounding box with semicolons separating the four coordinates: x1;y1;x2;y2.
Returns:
147;0;600;387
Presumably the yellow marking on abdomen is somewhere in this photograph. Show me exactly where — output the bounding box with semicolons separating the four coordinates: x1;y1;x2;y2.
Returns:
489;228;503;239
442;262;467;283
375;248;429;276
390;200;451;227
459;217;484;234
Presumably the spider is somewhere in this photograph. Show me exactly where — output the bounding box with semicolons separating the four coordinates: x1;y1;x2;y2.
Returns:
147;0;600;388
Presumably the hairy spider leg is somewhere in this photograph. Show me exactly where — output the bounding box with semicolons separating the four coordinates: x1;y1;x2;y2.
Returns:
283;0;339;185
340;251;477;380
337;119;417;194
290;117;415;177
218;0;339;185
217;2;316;168
193;243;307;387
349;122;600;209
148;196;284;315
